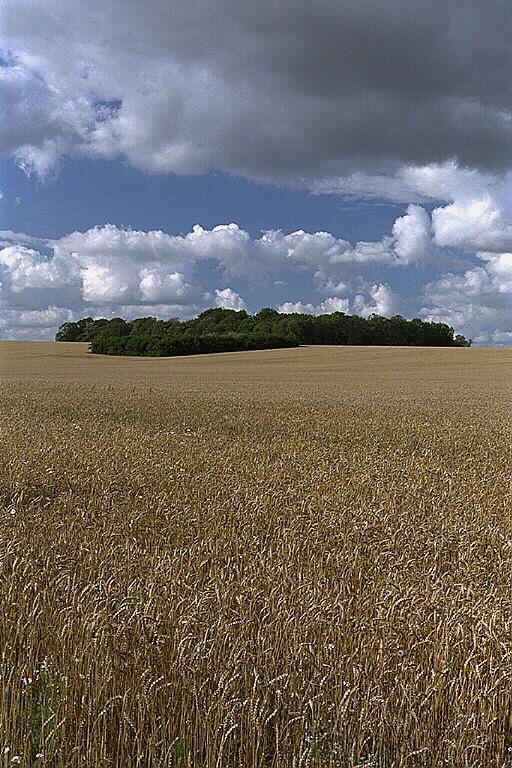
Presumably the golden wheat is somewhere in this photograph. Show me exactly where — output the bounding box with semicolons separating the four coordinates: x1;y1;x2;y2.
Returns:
1;342;511;767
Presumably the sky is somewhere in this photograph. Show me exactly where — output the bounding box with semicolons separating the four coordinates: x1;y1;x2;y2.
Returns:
1;0;512;344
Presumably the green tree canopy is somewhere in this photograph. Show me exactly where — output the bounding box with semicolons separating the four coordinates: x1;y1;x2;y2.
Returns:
56;308;471;356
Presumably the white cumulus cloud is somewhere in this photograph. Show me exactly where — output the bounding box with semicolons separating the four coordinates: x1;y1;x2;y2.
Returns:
278;297;351;315
1;190;511;343
215;288;247;311
353;284;397;319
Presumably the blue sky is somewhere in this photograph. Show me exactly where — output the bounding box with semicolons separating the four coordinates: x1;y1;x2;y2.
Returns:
1;0;512;344
2;157;401;242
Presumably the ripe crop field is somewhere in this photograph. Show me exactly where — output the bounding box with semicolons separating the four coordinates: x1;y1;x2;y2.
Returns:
1;341;511;768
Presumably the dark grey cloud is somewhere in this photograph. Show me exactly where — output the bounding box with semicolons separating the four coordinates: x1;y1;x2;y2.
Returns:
2;0;512;181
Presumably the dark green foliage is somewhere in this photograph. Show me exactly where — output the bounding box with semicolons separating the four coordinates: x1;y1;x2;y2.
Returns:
56;308;471;356
55;317;96;341
30;667;61;764
169;736;186;767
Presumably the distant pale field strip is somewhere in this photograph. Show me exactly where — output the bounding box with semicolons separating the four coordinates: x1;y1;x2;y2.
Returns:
1;340;511;391
1;342;511;767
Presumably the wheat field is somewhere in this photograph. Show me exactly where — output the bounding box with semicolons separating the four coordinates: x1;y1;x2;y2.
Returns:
1;341;511;767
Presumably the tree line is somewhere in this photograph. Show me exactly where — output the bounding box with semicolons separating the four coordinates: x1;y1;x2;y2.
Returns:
56;308;471;355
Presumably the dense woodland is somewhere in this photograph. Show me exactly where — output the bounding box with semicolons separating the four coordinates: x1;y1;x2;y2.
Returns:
56;308;471;355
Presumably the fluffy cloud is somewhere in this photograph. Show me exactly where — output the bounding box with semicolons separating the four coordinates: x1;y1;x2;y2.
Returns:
421;256;512;344
0;306;74;327
312;162;501;204
50;212;432;293
0;230;47;247
278;297;351;315
0;59;101;178
1;186;511;342
215;288;247;311
433;195;512;254
3;1;512;182
392;205;432;264
403;167;512;343
353;284;397;319
278;285;397;319
0;245;70;292
0;216;420;338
